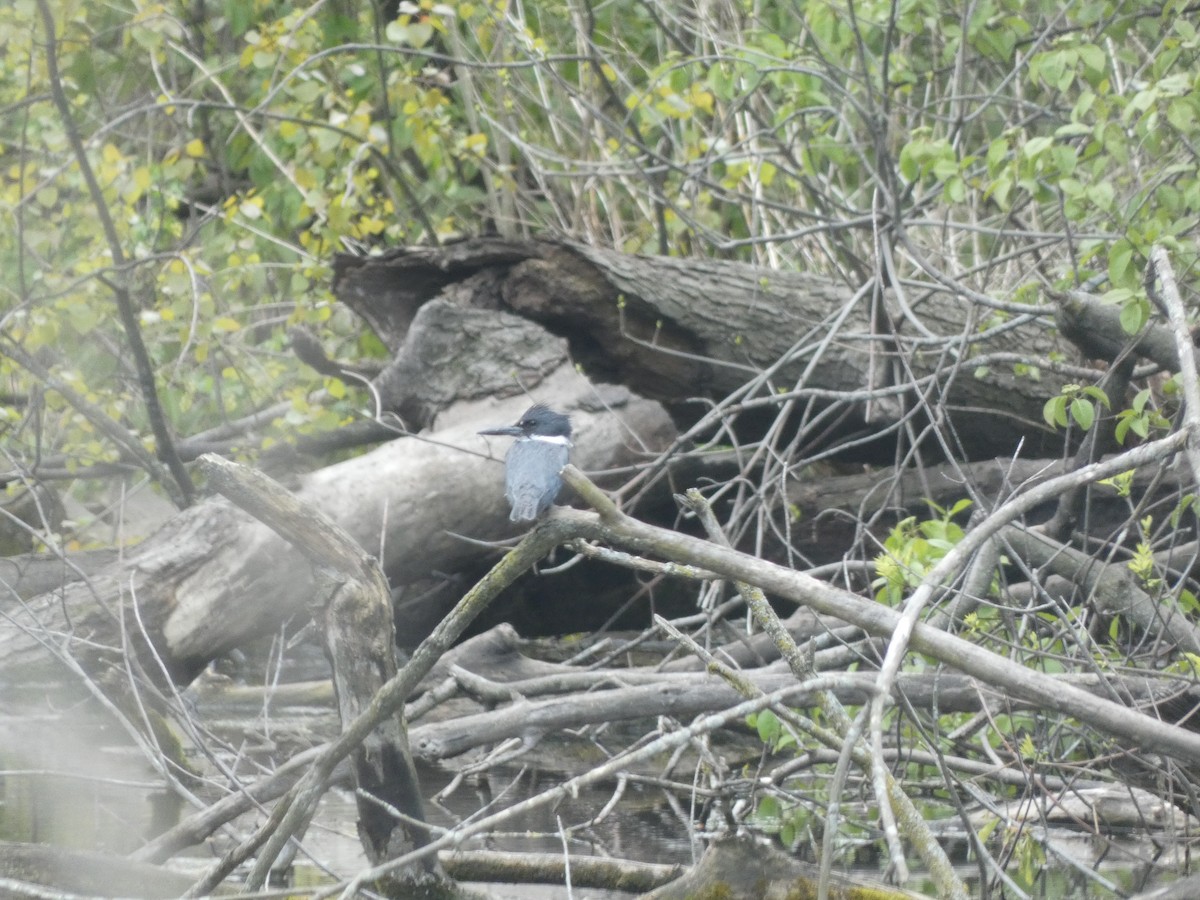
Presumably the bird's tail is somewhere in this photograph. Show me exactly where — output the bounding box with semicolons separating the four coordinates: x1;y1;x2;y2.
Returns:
509;503;539;523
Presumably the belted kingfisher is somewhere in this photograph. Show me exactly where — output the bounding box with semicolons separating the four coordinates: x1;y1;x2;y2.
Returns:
478;404;573;522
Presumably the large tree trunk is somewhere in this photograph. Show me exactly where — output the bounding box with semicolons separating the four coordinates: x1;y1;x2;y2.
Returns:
333;237;1072;456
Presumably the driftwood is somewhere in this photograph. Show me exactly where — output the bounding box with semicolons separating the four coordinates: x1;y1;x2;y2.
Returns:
200;456;443;885
8;449;1186;616
977;785;1195;832
6;241;1191;691
548;474;1200;765
1;255;686;686
0;547;118;601
131;745;345;865
785;453;1185;524
5;446;1190;668
409;669;1200;764
441;850;682;894
170;623;1200;768
1134;871;1200;900
0;366;674;685
406;624;1200;763
333;237;1073;455
0;452;1124;603
1000;525;1200;653
178;479;617;893
116;619;1200;880
1056;290;1200;371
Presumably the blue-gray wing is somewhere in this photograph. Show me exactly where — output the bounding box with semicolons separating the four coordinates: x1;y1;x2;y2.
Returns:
506;440;569;522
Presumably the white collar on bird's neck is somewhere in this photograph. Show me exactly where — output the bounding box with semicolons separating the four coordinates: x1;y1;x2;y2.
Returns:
523;434;573;447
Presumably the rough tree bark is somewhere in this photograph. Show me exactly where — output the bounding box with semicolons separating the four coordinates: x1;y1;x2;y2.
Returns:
333;236;1072;454
0;362;674;685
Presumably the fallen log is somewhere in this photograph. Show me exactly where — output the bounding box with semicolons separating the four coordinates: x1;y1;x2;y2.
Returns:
0;366;674;686
334;237;1073;456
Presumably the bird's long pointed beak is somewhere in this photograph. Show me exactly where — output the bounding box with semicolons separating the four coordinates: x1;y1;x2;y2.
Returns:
478;425;522;437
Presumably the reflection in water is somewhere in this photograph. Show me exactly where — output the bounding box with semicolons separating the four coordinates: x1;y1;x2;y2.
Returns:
0;691;694;885
0;702;181;854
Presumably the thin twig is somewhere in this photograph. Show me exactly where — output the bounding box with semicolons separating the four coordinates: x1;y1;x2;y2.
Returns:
1150;245;1200;484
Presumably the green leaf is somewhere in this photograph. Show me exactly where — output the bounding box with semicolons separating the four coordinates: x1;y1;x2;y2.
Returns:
1081;386;1110;407
1077;44;1106;77
755;709;781;746
1022;136;1053;159
1087;181;1114;210
1019;733;1037;759
1167;98;1195;132
387;20;434;47
1171;495;1196;529
898;142;920;181
757;795;781;820
706;64;737;101
226;0;254;35
1070;398;1094;430
1032;52;1065;91
986;138;1009;174
1099;470;1134;495
977;817;999;843
1115;417;1131;445
1108;240;1135;288
944;175;966;203
1119;298;1148;334
1043;396;1068;428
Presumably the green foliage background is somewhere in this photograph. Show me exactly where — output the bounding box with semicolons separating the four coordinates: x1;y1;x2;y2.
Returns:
2;0;1200;505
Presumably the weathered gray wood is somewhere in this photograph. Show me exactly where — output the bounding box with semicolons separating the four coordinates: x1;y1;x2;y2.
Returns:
409;662;1200;763
1001;524;1200;652
0;547;119;600
441;850;682;894
1057;290;1188;366
334;237;1071;452
1133;870;1200;900
375;298;570;431
0;370;675;685
201;455;442;879
537;485;1200;765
